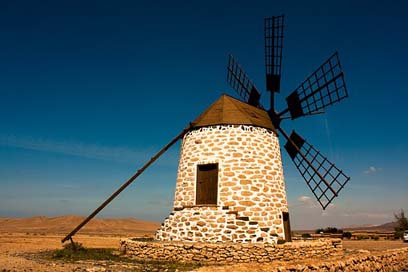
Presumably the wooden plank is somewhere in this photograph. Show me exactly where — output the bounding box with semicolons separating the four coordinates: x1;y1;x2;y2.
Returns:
207;165;218;204
283;212;292;242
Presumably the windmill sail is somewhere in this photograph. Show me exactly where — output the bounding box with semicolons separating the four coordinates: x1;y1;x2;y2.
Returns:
227;16;351;211
283;130;350;209
227;54;261;107
265;15;284;94
281;52;348;119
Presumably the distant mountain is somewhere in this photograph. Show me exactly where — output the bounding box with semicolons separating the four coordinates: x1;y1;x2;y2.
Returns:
294;221;398;233
343;221;398;232
377;221;399;229
0;215;160;236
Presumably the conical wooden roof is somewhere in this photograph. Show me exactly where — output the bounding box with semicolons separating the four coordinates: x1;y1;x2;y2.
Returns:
191;95;275;132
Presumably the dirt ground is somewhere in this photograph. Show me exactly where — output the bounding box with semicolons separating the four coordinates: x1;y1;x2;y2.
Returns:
1;232;407;272
0;233;125;272
342;239;408;251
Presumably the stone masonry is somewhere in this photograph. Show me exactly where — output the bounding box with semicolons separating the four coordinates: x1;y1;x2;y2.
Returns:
155;124;288;243
120;238;343;264
121;238;408;271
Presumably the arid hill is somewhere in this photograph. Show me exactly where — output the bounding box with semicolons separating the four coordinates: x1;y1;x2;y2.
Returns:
343;221;398;232
0;215;160;236
294;221;398;234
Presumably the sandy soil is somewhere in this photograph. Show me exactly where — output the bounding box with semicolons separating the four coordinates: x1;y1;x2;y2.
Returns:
1;233;407;272
0;233;127;272
1;216;407;272
342;239;408;251
0;216;160;271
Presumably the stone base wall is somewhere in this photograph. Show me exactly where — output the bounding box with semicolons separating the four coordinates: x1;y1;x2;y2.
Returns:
155;206;279;243
120;239;408;271
120;238;342;264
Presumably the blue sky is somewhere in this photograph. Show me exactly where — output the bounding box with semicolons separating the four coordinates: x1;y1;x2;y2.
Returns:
0;0;407;229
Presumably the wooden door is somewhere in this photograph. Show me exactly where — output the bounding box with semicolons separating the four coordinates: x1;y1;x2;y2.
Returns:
196;164;218;205
283;212;292;242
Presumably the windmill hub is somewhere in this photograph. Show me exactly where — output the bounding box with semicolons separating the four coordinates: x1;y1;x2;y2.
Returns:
269;110;282;129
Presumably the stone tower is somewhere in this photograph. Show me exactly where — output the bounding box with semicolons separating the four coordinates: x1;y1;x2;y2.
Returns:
156;95;290;243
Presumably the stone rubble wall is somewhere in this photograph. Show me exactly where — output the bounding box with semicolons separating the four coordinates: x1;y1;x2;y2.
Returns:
156;206;279;243
216;248;408;272
120;238;343;264
281;248;408;272
156;125;288;243
121;239;408;271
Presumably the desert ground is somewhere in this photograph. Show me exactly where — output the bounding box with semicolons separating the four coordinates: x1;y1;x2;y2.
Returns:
0;216;163;271
1;216;407;272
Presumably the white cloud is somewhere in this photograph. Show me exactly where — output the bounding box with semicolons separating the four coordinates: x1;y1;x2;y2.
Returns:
295;195;317;208
298;195;312;203
363;166;382;174
0;134;154;163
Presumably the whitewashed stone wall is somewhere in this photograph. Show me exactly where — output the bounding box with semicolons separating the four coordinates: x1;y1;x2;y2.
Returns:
156;125;288;243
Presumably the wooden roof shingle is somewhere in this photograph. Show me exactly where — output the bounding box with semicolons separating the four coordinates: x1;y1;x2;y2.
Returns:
190;95;275;132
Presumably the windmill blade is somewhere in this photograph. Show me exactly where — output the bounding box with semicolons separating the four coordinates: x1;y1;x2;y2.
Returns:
280;52;348;120
265;15;284;93
61;125;192;243
227;54;262;107
280;129;350;210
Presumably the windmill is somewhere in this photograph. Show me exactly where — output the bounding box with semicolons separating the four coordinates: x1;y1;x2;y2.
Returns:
62;15;350;244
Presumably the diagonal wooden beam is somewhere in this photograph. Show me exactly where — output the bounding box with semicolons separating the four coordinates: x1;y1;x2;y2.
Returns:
61;125;192;243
